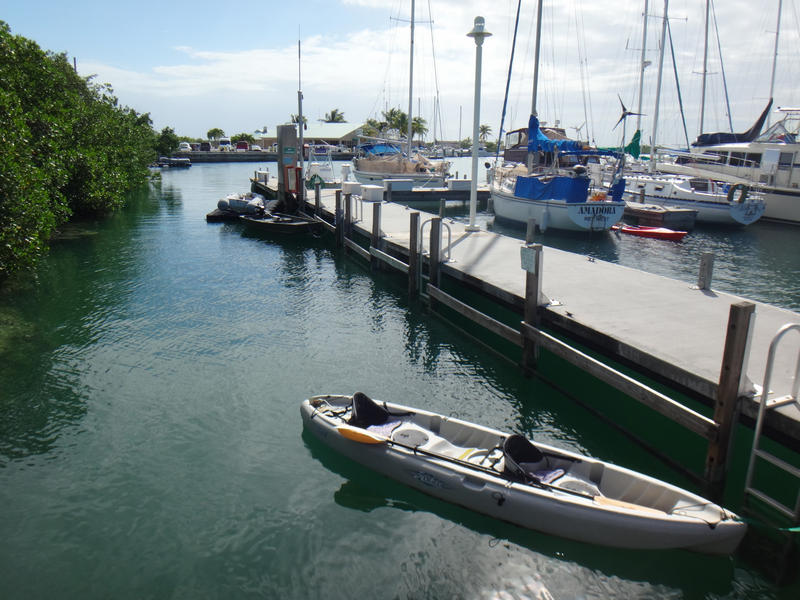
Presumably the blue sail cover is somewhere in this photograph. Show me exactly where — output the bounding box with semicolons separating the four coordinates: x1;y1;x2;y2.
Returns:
514;175;590;204
527;115;582;153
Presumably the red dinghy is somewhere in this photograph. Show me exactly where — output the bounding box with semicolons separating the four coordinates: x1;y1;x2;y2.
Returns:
611;224;687;241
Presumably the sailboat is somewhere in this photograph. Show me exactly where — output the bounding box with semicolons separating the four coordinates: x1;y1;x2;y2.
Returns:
489;1;626;232
352;0;450;188
624;0;766;226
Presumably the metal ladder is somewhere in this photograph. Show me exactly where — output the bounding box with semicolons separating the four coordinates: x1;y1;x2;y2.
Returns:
744;323;800;523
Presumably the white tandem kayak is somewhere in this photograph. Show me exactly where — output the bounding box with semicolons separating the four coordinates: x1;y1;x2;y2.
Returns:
301;393;747;555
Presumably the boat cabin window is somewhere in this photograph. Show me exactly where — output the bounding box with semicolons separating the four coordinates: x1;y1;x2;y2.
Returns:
779;152;794;170
729;152;746;167
505;130;526;149
745;153;762;167
688;178;710;192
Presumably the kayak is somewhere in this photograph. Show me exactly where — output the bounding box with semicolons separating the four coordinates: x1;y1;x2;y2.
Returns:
611;224;687;241
301;393;746;554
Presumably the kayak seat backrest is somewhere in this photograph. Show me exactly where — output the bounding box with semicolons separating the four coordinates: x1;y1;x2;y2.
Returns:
348;392;390;428
503;434;547;482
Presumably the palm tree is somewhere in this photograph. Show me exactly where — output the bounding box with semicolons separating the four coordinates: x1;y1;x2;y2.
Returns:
206;127;225;140
382;108;407;137
290;114;308;129
323;109;346;123
479;124;492;143
362;118;388;137
412;116;428;144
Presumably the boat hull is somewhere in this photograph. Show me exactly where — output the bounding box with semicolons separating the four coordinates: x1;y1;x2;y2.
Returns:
611;224;687;241
626;175;766;225
301;395;746;554
240;213;320;234
352;168;447;189
491;185;625;232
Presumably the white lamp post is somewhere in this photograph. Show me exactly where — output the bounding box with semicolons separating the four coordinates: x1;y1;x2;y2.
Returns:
466;16;491;232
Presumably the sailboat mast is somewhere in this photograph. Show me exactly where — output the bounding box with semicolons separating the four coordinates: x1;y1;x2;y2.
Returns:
407;0;415;156
298;39;304;172
650;0;669;171
699;0;709;134
636;0;649;133
527;0;543;173
768;0;782;127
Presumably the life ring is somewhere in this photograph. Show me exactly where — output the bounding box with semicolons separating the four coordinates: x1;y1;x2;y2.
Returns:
590;192;607;202
726;183;749;204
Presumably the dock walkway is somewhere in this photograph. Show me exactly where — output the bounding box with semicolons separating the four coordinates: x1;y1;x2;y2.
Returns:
310;188;800;442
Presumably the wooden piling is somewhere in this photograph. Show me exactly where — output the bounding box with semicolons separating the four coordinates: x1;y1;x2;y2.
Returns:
705;301;755;500
335;190;343;248
314;182;321;216
344;192;352;240
371;203;382;272
522;220;543;373
698;253;715;290
409;212;419;298
429;217;442;290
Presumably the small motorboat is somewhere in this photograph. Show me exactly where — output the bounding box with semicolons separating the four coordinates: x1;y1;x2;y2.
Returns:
240;211;320;234
611;224;687;241
301;393;746;554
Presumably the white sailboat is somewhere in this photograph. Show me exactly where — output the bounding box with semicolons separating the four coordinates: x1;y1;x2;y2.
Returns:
623;0;766;226
490;0;626;232
352;0;450;188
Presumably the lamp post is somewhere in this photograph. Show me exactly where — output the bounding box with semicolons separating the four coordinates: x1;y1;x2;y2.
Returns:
466;16;491;232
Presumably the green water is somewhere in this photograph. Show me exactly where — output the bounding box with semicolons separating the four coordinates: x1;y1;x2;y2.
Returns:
1;163;797;599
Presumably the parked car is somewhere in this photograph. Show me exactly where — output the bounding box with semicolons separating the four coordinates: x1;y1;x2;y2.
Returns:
250;144;262;151
190;143;201;151
178;141;192;152
218;137;232;151
199;141;212;151
235;141;249;152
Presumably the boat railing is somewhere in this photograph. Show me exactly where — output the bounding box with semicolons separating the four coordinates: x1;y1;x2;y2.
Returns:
744;323;800;523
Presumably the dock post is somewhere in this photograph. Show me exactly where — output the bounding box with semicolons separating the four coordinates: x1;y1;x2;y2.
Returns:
386;181;392;204
697;253;715;290
344;192;352;240
371;202;382;272
429;217;442;290
335;190;343;248
409;212;419;298
439;198;446;218
314;181;321;216
704;301;756;500
522;219;543;373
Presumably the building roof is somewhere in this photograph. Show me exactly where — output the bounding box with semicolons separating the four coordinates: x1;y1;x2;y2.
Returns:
299;122;363;141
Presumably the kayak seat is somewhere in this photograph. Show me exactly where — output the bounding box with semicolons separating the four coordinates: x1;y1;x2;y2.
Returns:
348;392;390;428
503;434;548;482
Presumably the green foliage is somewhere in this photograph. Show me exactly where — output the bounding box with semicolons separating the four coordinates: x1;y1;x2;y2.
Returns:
460;137;472;149
323;109;345;123
361;118;387;137
412;116;427;141
382;108;407;137
206;127;225;140
479;124;492;142
155;127;179;157
231;133;255;144
0;22;157;281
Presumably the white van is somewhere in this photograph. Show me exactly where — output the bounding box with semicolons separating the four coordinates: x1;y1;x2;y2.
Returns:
218;137;232;151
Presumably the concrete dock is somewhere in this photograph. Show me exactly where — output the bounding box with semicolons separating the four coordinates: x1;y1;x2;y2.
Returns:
306;187;800;443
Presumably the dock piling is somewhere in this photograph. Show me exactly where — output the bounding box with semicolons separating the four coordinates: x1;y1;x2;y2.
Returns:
429;217;442;289
522;224;543;373
705;301;756;499
698;253;715;290
409;212;419;298
386;181;393;204
344;192;352;239
315;182;321;216
371;203;382;272
335;190;343;247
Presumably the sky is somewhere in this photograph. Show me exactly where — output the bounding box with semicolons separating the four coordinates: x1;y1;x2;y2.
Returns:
4;0;799;147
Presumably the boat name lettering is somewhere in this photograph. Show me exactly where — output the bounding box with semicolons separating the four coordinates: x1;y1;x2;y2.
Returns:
578;205;619;215
411;471;446;489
